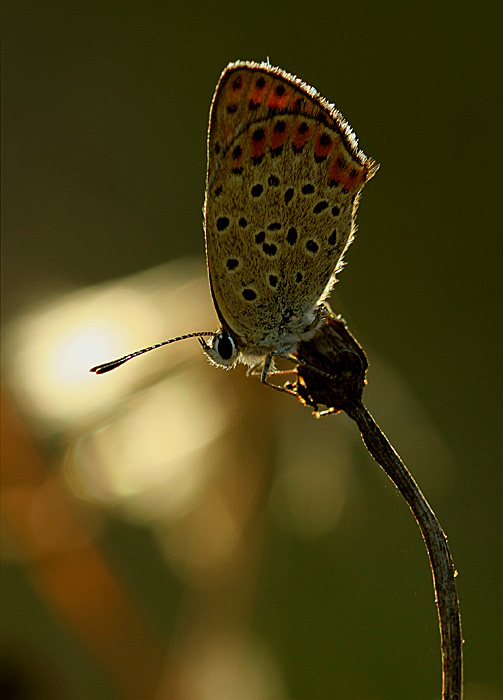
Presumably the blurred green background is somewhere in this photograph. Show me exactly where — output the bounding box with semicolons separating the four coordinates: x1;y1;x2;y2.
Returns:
2;1;502;699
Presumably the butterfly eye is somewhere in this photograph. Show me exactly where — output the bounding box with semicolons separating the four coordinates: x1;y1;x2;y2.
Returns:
215;332;236;362
200;330;239;368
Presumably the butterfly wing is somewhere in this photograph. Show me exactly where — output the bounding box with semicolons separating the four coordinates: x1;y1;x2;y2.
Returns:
204;62;377;346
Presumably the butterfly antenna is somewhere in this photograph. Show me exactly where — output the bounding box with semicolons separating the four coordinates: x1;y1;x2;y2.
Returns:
90;332;215;374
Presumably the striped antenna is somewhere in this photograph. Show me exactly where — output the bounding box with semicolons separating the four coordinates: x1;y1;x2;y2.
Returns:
90;331;215;374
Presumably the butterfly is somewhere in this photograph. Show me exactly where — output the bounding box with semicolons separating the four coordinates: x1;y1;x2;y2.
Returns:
91;61;377;388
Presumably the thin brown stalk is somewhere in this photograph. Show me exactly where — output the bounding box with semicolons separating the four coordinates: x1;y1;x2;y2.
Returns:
292;307;463;700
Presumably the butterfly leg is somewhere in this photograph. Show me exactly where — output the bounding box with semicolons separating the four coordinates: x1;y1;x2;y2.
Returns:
249;353;330;395
276;353;334;380
260;352;273;383
245;355;276;379
256;352;298;395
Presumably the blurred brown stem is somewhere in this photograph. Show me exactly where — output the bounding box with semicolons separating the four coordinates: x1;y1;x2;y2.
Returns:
294;310;463;700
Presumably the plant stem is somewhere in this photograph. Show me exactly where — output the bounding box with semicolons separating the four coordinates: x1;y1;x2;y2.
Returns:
294;309;463;699
346;402;463;700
